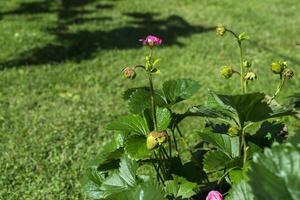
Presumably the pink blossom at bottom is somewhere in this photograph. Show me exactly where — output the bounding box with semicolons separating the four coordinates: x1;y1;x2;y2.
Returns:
206;190;223;200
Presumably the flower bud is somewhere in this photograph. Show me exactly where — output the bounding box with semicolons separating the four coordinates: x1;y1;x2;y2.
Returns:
271;61;286;74
146;131;168;150
283;68;294;79
123;67;136;79
244;72;257;81
243;60;251;68
220;66;234;79
228;126;239;136
216;24;226;36
206;190;223;200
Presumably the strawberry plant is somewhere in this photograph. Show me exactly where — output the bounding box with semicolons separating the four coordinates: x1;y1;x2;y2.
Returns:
82;28;300;200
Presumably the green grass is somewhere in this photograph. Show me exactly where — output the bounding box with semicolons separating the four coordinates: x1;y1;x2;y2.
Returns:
0;0;299;199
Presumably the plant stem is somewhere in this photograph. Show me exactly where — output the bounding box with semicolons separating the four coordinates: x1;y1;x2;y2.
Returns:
168;137;172;157
151;157;165;185
241;128;247;166
171;129;179;155
226;28;246;94
147;47;158;131
158;149;168;179
268;77;286;104
148;72;157;131
238;41;246;94
161;145;170;159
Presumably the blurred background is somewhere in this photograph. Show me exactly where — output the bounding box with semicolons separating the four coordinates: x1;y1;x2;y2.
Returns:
0;0;299;199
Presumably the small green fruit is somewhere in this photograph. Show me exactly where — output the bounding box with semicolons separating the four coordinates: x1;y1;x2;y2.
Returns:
271;61;286;74
220;66;234;79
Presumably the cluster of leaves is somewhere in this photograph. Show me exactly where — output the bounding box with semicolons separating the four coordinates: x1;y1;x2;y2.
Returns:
82;29;300;200
227;142;300;200
82;78;201;199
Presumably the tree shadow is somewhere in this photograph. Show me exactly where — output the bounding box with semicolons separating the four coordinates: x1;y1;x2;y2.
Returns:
0;7;214;69
250;40;300;65
0;1;54;16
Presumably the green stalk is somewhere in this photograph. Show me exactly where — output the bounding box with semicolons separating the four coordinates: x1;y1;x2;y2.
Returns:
241;128;247;165
147;48;158;131
268;77;286;104
168;137;172;157
238;41;246;94
226;29;246;94
161;145;170;159
151;155;165;185
157;150;168;180
171;128;179;155
148;73;158;130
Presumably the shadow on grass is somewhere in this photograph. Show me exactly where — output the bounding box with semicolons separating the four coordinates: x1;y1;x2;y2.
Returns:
0;1;214;69
250;40;300;66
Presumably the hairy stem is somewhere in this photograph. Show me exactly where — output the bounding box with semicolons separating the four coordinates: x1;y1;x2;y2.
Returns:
147;48;158;131
268;77;286;104
226;28;246;94
241;128;247;166
238;41;246;94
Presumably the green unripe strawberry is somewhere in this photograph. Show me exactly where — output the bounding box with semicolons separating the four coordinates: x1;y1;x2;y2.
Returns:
220;66;234;79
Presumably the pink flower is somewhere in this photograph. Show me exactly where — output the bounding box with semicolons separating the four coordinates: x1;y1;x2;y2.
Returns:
139;35;162;47
206;190;223;200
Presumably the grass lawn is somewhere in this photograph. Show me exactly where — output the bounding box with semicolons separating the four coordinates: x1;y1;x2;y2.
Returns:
0;0;299;199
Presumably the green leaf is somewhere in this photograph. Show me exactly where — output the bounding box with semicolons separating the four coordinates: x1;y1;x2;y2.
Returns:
228;164;250;185
123;87;149;100
286;133;300;146
249;121;285;148
124;135;149;160
182;91;240;126
201;131;240;158
248;144;300;200
238;32;250;41
165;175;198;199
156;107;171;131
99;156;138;198
84;156;140;199
89;142;124;171
107;177;166;200
119;156;138;187
182;92;295;127
163;79;199;104
82;169;106;199
107;114;149;135
128;89;167;114
247;142;262;159
83;180;105;199
226;180;254;200
100;173;128;198
289;93;300;109
139;178;166;200
203;150;241;173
